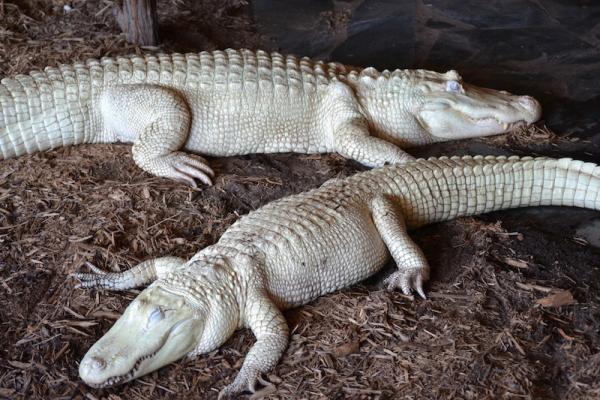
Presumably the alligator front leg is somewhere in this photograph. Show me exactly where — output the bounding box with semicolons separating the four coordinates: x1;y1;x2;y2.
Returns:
371;195;429;298
101;84;214;187
325;82;415;167
71;256;186;290
219;287;289;399
333;119;415;167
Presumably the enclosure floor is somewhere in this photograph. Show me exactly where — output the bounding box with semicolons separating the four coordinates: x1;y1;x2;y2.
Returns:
0;1;599;399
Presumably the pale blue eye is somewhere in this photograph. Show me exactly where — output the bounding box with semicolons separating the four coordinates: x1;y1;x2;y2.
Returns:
148;307;165;325
446;80;461;92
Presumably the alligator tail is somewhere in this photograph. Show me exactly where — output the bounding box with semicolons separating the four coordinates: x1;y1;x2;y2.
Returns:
0;64;96;160
404;156;600;227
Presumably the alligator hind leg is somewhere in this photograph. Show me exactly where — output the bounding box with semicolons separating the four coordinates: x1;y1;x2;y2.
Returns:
370;195;429;299
72;256;186;290
100;84;214;187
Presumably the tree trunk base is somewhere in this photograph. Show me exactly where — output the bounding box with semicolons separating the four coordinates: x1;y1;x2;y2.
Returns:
115;0;159;46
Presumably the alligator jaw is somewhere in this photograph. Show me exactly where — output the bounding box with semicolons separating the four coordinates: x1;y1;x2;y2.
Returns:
82;347;161;388
79;333;166;388
470;115;529;133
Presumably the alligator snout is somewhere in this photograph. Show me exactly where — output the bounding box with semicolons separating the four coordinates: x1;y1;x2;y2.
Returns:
516;95;542;123
518;95;536;107
80;356;106;374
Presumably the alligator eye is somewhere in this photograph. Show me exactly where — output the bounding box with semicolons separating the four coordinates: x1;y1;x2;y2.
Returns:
148;307;165;326
446;80;462;93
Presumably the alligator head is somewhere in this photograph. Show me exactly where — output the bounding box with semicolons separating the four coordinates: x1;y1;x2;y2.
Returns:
78;259;240;388
78;284;205;387
355;68;542;145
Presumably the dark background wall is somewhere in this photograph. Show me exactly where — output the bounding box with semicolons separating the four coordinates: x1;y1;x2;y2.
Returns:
253;0;600;159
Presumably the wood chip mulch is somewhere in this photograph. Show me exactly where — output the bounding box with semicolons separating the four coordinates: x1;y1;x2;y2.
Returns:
1;1;599;399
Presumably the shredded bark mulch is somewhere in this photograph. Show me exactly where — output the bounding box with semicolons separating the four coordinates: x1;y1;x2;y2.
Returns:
1;1;599;399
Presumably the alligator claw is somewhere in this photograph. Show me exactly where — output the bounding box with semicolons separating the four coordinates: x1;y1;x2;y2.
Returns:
163;152;214;188
218;370;261;400
384;268;428;299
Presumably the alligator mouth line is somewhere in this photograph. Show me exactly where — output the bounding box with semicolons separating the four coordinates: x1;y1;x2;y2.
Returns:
418;112;528;135
453;109;531;128
468;116;527;130
87;347;160;388
420;99;535;128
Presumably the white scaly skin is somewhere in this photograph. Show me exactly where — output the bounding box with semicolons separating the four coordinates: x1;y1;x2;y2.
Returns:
74;155;600;398
1;49;541;187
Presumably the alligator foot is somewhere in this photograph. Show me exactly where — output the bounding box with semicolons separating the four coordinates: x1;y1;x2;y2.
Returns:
383;268;427;299
151;152;215;188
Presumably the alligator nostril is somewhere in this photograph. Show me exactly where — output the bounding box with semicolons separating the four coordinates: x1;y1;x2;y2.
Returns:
90;356;106;370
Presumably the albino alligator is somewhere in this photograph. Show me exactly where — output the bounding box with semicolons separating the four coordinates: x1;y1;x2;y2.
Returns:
0;49;541;186
73;155;599;398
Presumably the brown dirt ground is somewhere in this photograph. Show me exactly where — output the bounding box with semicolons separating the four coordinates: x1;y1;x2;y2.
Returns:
1;1;599;399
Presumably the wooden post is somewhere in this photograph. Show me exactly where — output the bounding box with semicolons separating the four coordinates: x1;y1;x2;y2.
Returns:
114;0;159;46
